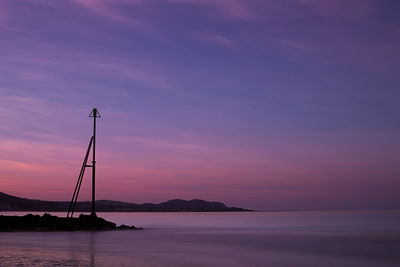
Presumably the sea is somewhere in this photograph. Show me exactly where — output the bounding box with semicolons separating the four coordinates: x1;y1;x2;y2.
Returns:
0;210;399;266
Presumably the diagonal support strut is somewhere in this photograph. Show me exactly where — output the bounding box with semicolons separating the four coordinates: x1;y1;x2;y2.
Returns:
67;136;94;218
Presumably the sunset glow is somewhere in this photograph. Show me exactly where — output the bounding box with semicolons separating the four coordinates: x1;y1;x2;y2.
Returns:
1;0;399;210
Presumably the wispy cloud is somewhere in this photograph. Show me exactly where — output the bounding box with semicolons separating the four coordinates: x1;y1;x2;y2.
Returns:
86;60;172;89
168;0;257;20
1;34;173;90
194;29;237;49
73;0;154;31
75;0;259;21
0;1;9;26
299;0;376;19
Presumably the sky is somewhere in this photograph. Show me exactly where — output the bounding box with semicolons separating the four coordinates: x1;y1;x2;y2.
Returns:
0;0;399;210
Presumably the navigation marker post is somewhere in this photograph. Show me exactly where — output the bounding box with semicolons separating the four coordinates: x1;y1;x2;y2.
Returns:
67;108;101;218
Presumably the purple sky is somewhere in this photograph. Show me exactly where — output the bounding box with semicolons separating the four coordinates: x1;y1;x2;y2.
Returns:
0;0;399;210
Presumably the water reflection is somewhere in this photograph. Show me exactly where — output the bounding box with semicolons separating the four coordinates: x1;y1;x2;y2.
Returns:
66;231;98;266
90;231;95;267
1;211;399;266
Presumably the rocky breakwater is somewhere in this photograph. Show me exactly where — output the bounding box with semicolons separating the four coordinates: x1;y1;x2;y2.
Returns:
0;213;141;231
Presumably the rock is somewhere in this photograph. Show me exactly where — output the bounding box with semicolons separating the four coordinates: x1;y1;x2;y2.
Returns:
116;224;142;230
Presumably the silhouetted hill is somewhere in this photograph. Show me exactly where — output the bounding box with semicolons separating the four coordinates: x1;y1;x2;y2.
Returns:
0;192;251;212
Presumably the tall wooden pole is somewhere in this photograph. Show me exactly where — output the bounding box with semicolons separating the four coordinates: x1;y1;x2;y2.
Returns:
89;108;100;217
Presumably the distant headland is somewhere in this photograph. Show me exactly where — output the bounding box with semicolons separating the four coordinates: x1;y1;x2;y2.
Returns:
0;192;251;212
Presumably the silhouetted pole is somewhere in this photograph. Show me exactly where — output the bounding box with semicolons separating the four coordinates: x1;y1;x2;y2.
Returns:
89;108;101;217
67;109;101;218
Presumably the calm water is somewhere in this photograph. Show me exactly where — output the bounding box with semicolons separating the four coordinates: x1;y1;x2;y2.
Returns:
0;211;399;266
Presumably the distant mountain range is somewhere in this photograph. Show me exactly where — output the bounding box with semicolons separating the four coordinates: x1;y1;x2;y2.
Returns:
0;192;251;212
